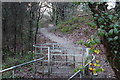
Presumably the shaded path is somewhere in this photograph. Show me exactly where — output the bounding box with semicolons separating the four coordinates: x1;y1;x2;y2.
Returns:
39;26;84;61
38;26;115;78
39;26;84;77
39;26;75;47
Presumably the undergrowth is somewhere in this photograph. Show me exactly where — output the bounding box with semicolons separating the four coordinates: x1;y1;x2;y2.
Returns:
2;51;34;78
2;51;34;69
57;15;93;33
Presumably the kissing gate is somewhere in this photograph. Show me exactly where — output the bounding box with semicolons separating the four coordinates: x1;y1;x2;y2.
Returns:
33;43;94;78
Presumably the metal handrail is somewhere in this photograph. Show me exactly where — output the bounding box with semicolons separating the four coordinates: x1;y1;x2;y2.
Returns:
33;43;84;49
68;54;95;80
33;43;90;75
1;43;89;78
33;43;67;45
33;45;49;48
0;57;44;73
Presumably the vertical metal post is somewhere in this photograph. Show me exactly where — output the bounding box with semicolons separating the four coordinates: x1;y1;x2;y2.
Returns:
42;58;44;77
82;49;84;67
79;72;82;78
52;44;55;50
66;50;67;66
82;48;85;77
91;54;94;78
40;46;43;66
12;70;15;78
40;45;44;76
33;62;37;78
41;46;44;77
40;45;43;54
51;44;54;73
73;50;75;68
48;47;51;75
34;47;37;58
52;44;54;61
85;48;89;76
33;47;36;78
86;48;89;59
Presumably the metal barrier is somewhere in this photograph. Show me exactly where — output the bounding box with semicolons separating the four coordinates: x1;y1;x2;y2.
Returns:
1;43;95;78
0;57;44;78
68;54;95;80
33;43;92;77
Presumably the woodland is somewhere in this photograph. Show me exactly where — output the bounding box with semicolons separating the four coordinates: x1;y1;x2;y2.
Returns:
1;1;120;79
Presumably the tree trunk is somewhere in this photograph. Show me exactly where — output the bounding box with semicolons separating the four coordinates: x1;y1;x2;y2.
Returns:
34;22;39;44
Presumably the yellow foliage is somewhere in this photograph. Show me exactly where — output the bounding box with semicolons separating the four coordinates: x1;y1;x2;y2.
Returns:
93;68;96;74
88;48;91;50
94;50;100;54
94;63;97;66
97;64;100;67
101;68;104;71
96;60;100;63
89;63;92;66
89;68;93;71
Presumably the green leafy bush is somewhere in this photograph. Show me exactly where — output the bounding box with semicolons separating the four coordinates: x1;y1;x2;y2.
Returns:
90;10;120;78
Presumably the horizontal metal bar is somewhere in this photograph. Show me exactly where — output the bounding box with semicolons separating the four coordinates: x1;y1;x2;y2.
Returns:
68;54;95;80
52;61;82;63
33;45;49;48
35;47;84;50
51;47;83;50
33;46;84;50
45;54;82;56
41;60;82;63
33;43;69;46
50;49;62;52
51;67;72;69
51;67;73;69
33;43;84;50
35;53;83;57
0;57;44;73
34;52;44;54
33;43;83;49
52;72;73;74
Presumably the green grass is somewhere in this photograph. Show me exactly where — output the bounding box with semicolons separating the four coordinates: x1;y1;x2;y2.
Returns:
57;15;93;33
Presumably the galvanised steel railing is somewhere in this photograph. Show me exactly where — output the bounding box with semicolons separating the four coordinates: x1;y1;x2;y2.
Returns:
1;43;95;79
33;43;93;77
0;57;44;78
68;54;95;80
